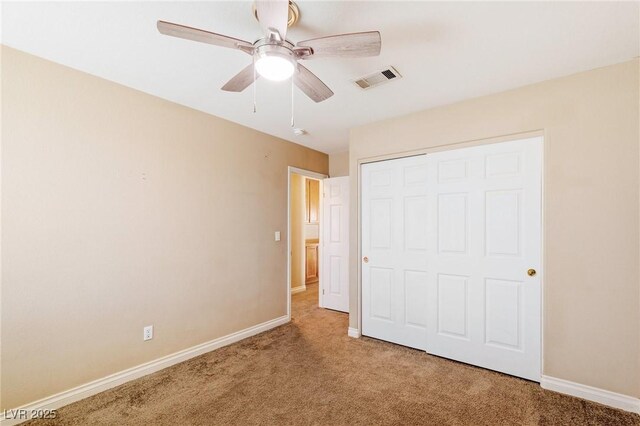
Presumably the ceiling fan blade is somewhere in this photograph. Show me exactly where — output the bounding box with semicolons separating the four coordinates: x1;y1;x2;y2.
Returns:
157;20;254;53
296;31;381;59
294;64;333;103
221;64;258;92
255;0;289;40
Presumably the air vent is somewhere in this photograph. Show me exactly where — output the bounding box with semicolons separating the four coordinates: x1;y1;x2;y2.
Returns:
354;66;402;90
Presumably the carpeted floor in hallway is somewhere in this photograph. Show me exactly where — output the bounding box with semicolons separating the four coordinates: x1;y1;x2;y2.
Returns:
27;283;639;425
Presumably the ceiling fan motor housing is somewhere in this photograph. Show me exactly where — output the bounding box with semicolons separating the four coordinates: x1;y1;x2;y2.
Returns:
254;39;295;62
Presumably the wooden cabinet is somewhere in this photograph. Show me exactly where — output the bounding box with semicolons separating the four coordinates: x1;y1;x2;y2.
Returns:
305;179;319;223
304;179;320;283
305;241;319;284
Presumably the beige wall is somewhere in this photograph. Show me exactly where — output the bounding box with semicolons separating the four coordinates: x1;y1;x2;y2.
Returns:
0;46;328;409
290;174;305;289
329;151;349;177
349;59;640;398
304;222;319;240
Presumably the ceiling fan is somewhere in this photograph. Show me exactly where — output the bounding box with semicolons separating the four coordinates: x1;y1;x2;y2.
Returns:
157;0;381;103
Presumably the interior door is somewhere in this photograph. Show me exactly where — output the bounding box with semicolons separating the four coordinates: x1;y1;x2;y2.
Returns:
425;137;542;381
361;155;429;349
321;176;350;312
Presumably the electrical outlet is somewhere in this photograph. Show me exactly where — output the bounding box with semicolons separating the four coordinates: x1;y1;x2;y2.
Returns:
143;325;153;341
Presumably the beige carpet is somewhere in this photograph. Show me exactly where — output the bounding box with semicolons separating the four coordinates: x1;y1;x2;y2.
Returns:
28;283;639;425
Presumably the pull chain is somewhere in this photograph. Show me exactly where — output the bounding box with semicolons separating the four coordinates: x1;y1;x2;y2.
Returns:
253;56;257;113
290;76;295;127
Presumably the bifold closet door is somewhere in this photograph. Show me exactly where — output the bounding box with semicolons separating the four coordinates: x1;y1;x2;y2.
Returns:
425;137;542;381
361;137;542;381
361;155;430;350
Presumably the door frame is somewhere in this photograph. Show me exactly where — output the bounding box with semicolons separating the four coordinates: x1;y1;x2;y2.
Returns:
356;131;545;378
287;166;328;321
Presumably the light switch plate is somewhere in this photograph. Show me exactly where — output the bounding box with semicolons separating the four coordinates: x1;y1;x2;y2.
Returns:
275;231;281;241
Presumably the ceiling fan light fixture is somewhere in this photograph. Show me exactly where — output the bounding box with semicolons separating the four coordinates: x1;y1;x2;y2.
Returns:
255;54;295;81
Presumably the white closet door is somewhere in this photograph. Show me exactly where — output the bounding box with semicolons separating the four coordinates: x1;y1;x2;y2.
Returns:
361;155;429;349
425;137;542;381
360;137;542;381
321;176;349;312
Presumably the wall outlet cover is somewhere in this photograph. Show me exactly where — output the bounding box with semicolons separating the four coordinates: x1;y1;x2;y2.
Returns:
143;325;153;341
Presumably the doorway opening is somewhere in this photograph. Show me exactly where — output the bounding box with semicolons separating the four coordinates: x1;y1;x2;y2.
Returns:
287;167;326;320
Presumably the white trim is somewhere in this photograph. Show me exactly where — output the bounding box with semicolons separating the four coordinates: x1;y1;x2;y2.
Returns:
541;375;640;414
288;166;327;181
0;315;289;426
287;167;292;322
539;133;546;380
290;285;306;295
317;179;325;309
347;327;361;338
287;166;328;320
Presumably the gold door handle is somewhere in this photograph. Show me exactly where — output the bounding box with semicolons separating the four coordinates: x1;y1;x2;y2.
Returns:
527;269;537;277
363;256;369;263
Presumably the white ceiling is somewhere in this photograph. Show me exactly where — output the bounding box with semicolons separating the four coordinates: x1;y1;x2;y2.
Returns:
2;1;638;154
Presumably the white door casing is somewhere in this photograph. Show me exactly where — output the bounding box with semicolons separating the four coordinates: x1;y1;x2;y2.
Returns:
360;137;542;381
361;155;430;349
321;176;350;312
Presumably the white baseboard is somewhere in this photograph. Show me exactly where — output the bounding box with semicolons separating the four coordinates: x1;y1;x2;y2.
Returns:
291;285;306;294
347;327;361;338
0;315;289;426
541;375;640;414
